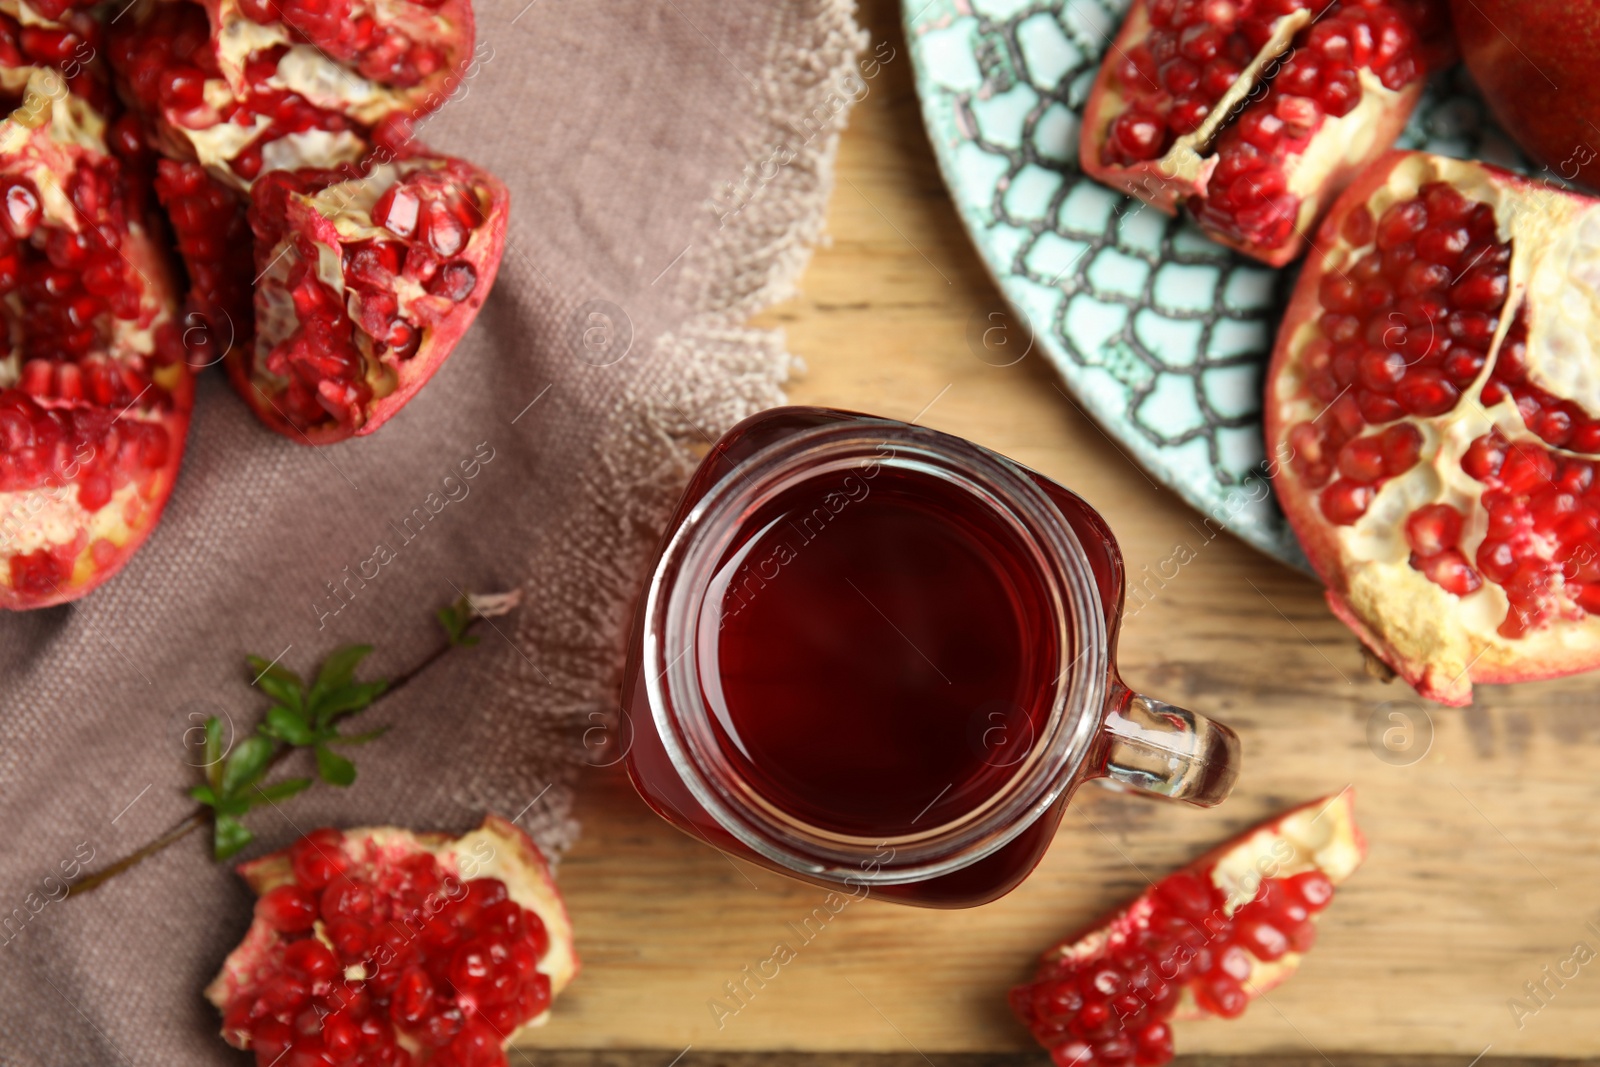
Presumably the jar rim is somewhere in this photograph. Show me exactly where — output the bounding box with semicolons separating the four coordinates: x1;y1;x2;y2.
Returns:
641;419;1109;885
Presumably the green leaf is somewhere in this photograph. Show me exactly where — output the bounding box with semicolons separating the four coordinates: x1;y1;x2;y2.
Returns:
313;644;372;693
254;777;313;804
188;783;217;806
247;655;306;712
315;744;357;787
314;745;356;786
436;597;479;647
330;726;390;746
262;704;317;746
311;681;388;726
203;716;225;791
213;814;253;860
221;735;276;796
216;794;252;817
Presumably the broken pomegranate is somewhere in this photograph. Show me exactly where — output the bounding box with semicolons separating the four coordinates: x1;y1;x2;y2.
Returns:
1011;792;1364;1067
0;70;189;609
207;815;578;1067
1268;149;1600;703
227;154;508;442
1080;0;1452;265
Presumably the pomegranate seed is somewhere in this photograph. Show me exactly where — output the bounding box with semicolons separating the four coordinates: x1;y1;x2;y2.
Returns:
1375;200;1426;250
1320;479;1375;525
282;938;338;983
1395;367;1458;416
257;885;319;933
1;179;41;240
372;184;421;238
289;828;347;889
1450;266;1508;310
1195;973;1248;1017
1462;433;1506;479
1405;503;1463;556
1413;548;1484;596
425;261;477;302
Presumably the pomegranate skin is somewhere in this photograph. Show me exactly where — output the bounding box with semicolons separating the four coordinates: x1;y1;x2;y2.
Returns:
1451;0;1600;192
1267;149;1600;705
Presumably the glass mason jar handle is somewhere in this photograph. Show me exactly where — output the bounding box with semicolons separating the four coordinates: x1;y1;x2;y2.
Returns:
1096;691;1241;807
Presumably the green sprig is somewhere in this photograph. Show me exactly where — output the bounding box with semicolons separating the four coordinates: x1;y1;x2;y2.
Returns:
190;644;388;859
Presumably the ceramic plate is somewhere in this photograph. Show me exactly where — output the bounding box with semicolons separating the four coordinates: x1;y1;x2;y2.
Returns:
904;0;1528;567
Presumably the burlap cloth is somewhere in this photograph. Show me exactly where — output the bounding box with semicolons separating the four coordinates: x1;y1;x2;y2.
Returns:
0;2;865;1061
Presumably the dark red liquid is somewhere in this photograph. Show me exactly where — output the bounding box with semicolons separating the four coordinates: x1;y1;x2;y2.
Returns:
701;463;1063;837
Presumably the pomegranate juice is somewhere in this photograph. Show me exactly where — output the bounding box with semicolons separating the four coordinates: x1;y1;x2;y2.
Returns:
622;408;1238;908
701;464;1063;837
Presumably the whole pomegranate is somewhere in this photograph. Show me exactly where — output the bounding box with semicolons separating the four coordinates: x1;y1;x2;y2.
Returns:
208;816;578;1067
1011;792;1365;1067
1269;149;1600;704
1081;0;1453;265
1451;0;1600;191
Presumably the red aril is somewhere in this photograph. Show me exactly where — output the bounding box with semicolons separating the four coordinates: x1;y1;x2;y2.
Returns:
228;154;508;442
1080;0;1452;265
0;71;190;610
207;816;578;1067
1011;793;1364;1067
1269;149;1600;704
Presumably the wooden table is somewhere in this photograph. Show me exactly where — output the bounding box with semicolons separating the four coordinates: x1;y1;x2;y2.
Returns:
524;1;1600;1062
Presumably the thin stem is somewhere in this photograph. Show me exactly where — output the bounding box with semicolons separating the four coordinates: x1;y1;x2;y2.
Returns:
67;812;207;896
68;619;485;896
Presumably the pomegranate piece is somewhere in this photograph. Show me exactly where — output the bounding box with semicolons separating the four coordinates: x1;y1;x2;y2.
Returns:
229;153;508;442
109;0;474;190
1269;149;1600;704
1080;0;1452;265
0;71;189;610
1011;793;1364;1067
207;816;579;1067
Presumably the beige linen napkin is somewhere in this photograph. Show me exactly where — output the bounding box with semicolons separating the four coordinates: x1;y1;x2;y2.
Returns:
0;1;864;1061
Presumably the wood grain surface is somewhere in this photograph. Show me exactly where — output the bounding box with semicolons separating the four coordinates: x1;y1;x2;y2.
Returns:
521;0;1600;1059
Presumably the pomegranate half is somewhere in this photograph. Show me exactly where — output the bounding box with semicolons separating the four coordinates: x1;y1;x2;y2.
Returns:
0;70;189;609
1011;792;1364;1067
207;815;578;1067
1080;0;1451;265
1269;149;1600;704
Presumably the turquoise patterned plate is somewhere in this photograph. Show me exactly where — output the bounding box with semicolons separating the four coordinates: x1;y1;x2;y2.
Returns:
904;0;1527;567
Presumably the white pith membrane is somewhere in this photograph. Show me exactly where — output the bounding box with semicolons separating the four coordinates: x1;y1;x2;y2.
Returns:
252;159;485;406
206;815;578;1048
0;70;183;600
1273;152;1600;704
1037;792;1363;1022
